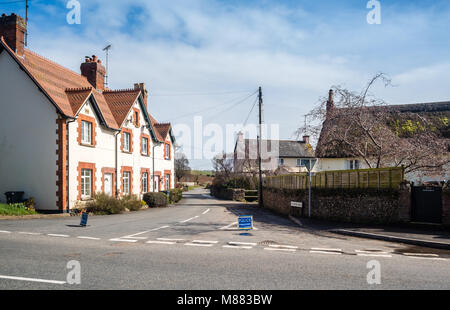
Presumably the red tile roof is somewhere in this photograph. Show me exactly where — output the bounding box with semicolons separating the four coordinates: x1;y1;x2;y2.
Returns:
0;37;172;141
102;89;141;127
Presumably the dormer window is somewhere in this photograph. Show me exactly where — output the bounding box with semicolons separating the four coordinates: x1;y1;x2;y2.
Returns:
164;143;171;160
77;114;96;147
121;128;133;153
123;132;130;152
81;120;92;145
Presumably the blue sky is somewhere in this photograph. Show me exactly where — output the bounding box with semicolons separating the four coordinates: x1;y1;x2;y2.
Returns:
1;0;450;169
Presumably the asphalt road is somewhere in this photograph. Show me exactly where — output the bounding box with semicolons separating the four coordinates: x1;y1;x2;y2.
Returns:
0;188;449;290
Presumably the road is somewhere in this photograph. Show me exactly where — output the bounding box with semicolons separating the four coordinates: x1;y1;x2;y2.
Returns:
0;188;449;290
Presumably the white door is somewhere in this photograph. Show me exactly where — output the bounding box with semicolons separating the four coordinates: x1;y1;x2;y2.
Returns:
104;173;113;196
153;176;160;192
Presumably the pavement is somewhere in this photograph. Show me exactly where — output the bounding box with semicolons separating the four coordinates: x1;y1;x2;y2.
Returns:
288;216;450;250
0;188;449;290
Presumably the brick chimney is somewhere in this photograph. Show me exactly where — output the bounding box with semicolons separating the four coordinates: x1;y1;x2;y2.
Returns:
0;13;26;57
80;55;106;91
303;135;310;144
134;83;148;110
326;89;334;118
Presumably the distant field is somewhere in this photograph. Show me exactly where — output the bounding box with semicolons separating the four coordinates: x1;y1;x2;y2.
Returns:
191;170;215;176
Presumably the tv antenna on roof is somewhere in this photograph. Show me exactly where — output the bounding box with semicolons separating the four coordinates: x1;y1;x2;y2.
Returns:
103;44;112;88
25;0;29;46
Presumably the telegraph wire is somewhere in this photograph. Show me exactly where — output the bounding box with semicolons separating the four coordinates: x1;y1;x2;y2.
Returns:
162;90;258;122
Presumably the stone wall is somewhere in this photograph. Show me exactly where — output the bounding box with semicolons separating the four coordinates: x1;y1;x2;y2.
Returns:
210;187;245;201
262;184;411;225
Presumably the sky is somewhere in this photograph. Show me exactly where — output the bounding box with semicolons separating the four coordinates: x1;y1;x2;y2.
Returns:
1;0;450;169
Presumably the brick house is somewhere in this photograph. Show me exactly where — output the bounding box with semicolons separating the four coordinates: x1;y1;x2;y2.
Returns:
0;13;175;212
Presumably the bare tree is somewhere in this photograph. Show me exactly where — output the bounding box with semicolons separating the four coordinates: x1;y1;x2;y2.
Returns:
299;73;450;176
212;152;234;179
175;153;191;183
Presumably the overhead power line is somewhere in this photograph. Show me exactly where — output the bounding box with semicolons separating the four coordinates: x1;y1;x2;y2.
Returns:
0;0;31;5
162;90;258;122
151;90;252;97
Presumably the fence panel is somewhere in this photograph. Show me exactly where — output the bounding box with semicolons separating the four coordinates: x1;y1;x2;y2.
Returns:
264;167;404;190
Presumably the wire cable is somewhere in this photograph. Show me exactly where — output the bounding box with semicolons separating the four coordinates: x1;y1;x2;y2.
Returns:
162;90;258;122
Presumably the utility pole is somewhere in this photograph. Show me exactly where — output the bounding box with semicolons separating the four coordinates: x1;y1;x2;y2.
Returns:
257;87;263;207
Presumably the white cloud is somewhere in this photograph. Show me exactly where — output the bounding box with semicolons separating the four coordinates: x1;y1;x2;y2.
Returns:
23;0;450;168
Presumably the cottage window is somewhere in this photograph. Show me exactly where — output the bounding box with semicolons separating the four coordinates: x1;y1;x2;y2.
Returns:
81;169;92;199
81;121;92;145
165;143;170;160
123;132;130;152
142;137;149;156
142;172;149;193
123;171;131;195
347;160;360;170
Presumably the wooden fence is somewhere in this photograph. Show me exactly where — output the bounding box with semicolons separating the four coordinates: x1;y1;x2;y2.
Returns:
264;167;405;190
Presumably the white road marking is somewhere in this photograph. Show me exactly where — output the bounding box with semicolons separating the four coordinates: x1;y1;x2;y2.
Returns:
311;247;342;252
264;247;296;252
310;250;342;255
109;238;138;243
220;222;237;230
77;236;101;240
355;250;390;254
192;240;219;244
407;256;447;261
356;253;393;258
184;243;214;247
0;275;66;285
157;238;185;242
223;245;252;250
150;225;170;231
269;244;298;250
228;242;257;246
146;240;176;245
47;234;69;238
0;230;12;234
403;253;439;257
180;216;199;223
202;209;211;215
18;232;42;236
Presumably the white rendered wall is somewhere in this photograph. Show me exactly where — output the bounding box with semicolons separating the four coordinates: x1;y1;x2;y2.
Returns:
0;51;59;210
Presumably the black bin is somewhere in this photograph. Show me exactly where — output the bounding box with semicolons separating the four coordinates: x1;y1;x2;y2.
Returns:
4;191;25;204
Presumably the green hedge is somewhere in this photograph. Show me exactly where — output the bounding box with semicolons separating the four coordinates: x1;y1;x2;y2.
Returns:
143;192;169;208
86;193;125;215
169;189;183;203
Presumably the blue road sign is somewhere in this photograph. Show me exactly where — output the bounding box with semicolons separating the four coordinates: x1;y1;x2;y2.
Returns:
80;212;88;227
238;215;253;230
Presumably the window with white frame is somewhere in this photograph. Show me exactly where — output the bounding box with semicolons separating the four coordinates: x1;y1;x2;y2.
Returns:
123;171;130;194
81;120;92;145
165;143;170;160
347;160;360;170
142;172;148;193
81;169;92;199
142;137;148;156
123;132;130;152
